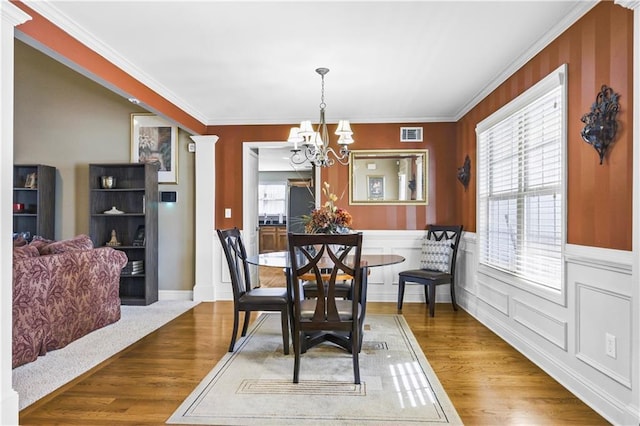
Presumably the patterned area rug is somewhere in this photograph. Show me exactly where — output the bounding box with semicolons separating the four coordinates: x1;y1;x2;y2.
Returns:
167;313;462;425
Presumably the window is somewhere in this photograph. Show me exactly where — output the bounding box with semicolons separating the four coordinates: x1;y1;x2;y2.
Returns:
258;183;286;216
476;64;566;292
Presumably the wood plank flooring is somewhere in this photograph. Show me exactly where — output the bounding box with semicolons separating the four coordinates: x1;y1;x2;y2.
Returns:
18;302;609;425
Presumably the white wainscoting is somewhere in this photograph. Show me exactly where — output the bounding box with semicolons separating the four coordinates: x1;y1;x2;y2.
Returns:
458;233;637;425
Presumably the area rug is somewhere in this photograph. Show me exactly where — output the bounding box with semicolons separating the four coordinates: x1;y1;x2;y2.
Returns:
167;313;462;425
13;300;199;410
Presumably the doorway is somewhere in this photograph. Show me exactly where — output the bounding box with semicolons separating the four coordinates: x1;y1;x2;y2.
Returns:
242;141;319;287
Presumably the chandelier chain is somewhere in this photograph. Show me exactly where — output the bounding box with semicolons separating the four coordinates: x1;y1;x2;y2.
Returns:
288;67;353;168
320;73;326;110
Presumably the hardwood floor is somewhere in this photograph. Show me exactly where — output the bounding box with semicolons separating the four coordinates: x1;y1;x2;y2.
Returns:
19;302;608;425
258;265;286;288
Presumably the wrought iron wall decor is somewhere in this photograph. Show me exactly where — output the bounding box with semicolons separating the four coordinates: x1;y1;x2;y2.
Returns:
457;155;470;190
580;85;620;165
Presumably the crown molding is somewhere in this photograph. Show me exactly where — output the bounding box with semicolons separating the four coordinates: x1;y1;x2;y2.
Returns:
21;0;207;124
2;1;31;27
615;0;640;10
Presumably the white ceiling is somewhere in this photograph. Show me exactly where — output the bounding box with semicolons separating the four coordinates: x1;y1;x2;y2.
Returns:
21;1;595;129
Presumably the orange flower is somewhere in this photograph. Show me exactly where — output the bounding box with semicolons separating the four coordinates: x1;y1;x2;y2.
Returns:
303;182;353;234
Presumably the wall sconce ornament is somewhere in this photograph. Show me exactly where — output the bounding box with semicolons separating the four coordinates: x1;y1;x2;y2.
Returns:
580;85;620;165
457;155;470;190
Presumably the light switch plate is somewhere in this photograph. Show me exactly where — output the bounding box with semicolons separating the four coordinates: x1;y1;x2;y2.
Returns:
224;208;232;218
188;142;196;152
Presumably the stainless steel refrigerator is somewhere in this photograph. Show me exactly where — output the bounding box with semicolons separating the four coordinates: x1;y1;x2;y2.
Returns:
287;183;315;234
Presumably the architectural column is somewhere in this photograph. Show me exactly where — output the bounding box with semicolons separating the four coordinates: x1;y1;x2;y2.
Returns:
1;3;32;423
190;135;219;301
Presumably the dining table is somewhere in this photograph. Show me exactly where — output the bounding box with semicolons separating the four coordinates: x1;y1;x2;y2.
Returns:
246;250;405;351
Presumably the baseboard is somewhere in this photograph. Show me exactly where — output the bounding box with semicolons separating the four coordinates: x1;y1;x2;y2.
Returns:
159;290;193;301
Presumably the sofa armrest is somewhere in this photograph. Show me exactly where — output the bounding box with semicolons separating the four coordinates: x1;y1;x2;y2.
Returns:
45;247;127;350
12;257;51;368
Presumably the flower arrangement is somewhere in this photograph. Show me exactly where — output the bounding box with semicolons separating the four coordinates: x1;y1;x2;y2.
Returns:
303;182;353;234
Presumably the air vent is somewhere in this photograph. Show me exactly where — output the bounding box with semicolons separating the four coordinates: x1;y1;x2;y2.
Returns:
400;127;423;142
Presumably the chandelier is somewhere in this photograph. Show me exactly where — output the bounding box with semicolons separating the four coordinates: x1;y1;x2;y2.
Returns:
288;67;354;167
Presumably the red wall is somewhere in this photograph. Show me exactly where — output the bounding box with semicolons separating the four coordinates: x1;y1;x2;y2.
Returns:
456;1;633;250
207;122;458;231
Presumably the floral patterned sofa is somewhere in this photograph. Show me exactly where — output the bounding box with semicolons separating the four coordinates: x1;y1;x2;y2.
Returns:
12;235;127;368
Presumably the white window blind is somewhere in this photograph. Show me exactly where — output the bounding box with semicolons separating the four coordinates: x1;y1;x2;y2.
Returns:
477;65;565;291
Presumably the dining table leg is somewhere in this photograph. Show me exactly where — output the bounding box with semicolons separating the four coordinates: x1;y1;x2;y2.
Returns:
358;265;369;351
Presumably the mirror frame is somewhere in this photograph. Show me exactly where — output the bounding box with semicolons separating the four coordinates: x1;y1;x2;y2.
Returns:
348;149;429;205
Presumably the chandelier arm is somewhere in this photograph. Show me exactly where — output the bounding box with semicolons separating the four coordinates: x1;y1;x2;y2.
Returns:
289;150;307;165
288;67;353;168
324;147;350;166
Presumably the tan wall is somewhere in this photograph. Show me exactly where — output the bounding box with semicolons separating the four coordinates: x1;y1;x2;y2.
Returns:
13;40;196;292
456;1;633;250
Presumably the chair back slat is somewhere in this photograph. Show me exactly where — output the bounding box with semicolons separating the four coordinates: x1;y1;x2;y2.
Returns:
427;224;463;274
217;228;251;301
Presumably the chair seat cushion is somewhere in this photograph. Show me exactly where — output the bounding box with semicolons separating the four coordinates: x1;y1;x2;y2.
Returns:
239;287;288;304
399;269;452;285
299;299;360;320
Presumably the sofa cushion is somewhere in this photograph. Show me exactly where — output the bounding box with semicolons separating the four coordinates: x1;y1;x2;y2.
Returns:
13;245;40;260
40;234;94;255
13;236;27;247
419;236;452;273
29;236;55;254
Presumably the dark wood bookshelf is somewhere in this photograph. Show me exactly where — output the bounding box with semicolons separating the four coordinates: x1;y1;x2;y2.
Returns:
13;164;56;240
89;163;158;306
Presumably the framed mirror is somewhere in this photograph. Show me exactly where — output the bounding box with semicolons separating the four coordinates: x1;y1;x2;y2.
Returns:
349;149;428;205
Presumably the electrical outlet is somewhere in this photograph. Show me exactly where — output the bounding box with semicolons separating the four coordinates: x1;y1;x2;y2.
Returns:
224;208;232;218
605;333;616;359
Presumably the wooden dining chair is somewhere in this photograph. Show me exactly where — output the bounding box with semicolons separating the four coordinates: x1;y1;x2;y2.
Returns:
217;228;290;354
397;225;463;317
287;232;364;384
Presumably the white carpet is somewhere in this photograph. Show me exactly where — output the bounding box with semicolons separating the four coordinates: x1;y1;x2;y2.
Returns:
168;313;462;425
13;300;199;410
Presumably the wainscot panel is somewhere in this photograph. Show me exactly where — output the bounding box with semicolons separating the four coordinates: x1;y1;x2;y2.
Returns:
512;298;568;350
477;280;510;316
575;281;632;388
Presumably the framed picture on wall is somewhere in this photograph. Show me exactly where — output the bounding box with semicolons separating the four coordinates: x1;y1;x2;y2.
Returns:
367;175;384;200
131;113;178;184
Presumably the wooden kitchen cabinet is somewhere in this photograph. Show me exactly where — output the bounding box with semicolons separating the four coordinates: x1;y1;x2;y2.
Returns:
259;225;287;253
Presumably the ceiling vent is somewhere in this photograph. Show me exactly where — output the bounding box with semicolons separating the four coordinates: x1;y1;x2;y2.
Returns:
400;127;423;142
